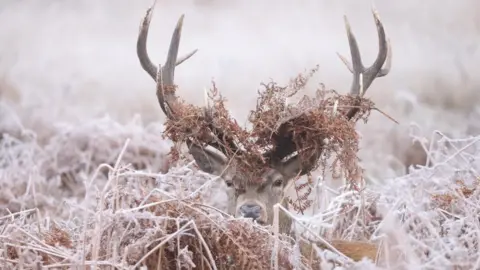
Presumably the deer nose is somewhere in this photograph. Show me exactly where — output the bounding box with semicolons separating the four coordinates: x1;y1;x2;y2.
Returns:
239;204;262;220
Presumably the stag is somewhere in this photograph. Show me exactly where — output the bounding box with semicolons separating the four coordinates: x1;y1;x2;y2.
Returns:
136;2;391;238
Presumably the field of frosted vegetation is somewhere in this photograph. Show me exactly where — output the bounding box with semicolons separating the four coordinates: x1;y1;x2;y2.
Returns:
1;0;480;269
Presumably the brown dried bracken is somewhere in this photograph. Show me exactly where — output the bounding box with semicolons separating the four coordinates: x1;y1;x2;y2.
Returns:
164;70;375;184
432;179;478;209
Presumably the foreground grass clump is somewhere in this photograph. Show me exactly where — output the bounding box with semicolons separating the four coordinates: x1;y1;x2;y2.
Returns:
0;133;382;269
1;160;362;269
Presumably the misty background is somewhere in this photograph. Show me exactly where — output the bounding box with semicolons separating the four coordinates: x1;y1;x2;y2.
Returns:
0;0;479;181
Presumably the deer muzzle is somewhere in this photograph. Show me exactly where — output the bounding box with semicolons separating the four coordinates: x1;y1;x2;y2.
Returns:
239;203;263;223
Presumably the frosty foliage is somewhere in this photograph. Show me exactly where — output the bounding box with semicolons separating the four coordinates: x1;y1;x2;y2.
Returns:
372;133;480;269
0;85;480;269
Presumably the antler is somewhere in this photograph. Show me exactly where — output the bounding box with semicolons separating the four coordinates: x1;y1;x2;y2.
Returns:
337;8;392;119
265;8;392;177
137;0;198;119
137;1;242;175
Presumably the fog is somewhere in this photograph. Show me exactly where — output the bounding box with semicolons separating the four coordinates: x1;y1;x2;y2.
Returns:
1;0;479;180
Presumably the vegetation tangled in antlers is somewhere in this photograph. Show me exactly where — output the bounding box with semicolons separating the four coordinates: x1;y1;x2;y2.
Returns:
163;65;376;187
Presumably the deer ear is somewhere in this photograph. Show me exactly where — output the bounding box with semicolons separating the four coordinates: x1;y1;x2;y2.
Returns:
189;144;228;176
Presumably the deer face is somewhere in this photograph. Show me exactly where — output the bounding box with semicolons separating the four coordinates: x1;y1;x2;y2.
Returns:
224;169;288;225
188;145;303;226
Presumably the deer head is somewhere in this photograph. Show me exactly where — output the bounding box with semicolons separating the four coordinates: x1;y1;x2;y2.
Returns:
136;2;391;234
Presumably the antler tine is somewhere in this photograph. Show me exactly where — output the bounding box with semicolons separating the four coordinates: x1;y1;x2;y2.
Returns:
338;7;391;97
155;14;185;119
377;38;392;77
137;0;198;118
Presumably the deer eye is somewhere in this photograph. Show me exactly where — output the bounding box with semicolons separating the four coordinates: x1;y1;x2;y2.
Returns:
225;180;234;188
272;179;283;187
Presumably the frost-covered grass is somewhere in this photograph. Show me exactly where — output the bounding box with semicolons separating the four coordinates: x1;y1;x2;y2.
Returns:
1;96;480;269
